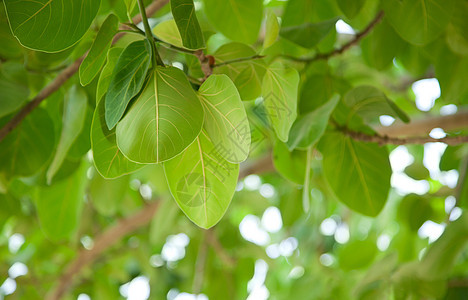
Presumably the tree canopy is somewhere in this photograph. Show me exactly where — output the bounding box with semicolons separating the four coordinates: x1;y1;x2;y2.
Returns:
0;0;468;299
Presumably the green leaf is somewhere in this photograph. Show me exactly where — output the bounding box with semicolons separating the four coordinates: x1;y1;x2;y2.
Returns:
280;18;338;49
153;19;184;48
116;66;204;163
79;14;119;86
361;19;405;70
319;132;391;216
171;0;205;49
404;162;429;181
47;85;88;184
198;75;250;163
273;140;307;185
418;213;468;280
89;173;129;216
91;95;144;179
0;62;29;118
35;162;87;241
344;85;410;123
0;5;22;59
96;47;123;103
0;108;55;178
287;95;339;150
213;42;266;101
105;40;151;129
202;0;263;44
382;0;455;46
3;0;100;52
261;62;299;142
299;73;351;114
337;0;366;18
263;11;279;49
446;1;468;56
164;131;239;228
338;238;378;271
397;194;433;231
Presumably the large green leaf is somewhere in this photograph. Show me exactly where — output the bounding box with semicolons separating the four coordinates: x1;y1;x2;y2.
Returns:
105;40;151;129
47;85;88;184
198;75;250;163
446;1;468;56
338;238;378;271
382;0;455;46
213;42;266;101
0;108;55;178
344;85;410;123
202;0;262;44
3;0;100;52
287;95;339;150
0;5;22;59
79;14;119;86
171;0;205;49
280;18;338;49
0;62;29;118
319;132;391;216
164;131;239;229
361;19;405;70
96;47;123;103
91;95;143;179
261;62;299;142
116;66;204;163
35;162;87;241
153;19;184;48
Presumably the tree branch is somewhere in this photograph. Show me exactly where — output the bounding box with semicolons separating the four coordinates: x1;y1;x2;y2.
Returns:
376;110;468;137
213;55;265;68
342;127;468;146
0;0;170;142
284;11;384;63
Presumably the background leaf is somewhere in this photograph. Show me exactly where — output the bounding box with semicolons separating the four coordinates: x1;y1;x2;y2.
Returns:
171;0;205;49
79;14;119;86
261;61;299;142
3;0;100;52
319;132;391;216
202;0;263;44
47;85;88;184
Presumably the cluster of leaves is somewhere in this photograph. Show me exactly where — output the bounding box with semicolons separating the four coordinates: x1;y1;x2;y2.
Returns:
0;0;468;299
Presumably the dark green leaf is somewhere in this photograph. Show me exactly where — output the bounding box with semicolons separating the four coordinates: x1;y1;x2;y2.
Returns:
280;18;338;49
319;132;391;216
79;14;119;86
3;0;100;52
105;40;151;129
171;0;205;49
287;95;339;150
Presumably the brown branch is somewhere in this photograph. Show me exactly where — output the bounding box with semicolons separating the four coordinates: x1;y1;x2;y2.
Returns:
206;228;236;268
376;110;468;137
342;128;468;146
47;154;273;299
284;11;384;63
47;201;160;300
0;0;170;142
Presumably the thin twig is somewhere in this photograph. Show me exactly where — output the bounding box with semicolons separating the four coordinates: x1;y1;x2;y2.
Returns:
213;54;265;68
206;228;236;268
0;0;170;142
283;11;384;63
192;232;208;294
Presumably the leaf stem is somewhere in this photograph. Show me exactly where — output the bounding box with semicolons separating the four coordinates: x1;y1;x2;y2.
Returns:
137;0;164;67
213;54;265;67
